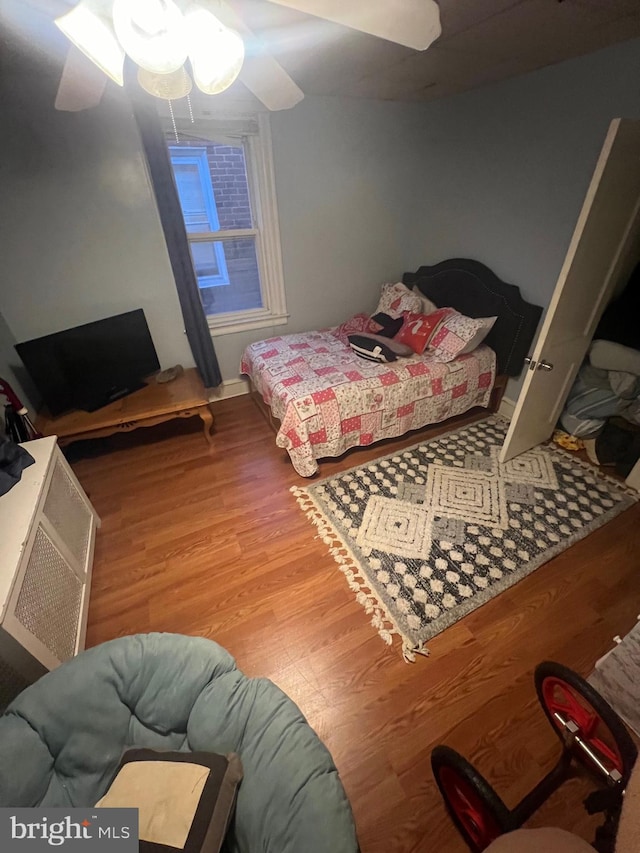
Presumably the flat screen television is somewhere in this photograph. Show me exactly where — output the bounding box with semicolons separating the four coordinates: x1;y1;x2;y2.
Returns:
15;309;161;416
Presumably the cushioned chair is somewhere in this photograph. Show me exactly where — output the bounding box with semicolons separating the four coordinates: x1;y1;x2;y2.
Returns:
0;633;359;853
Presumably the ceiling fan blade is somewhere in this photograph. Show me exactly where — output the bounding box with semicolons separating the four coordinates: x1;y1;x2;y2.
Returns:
262;0;441;51
55;45;108;111
238;53;304;111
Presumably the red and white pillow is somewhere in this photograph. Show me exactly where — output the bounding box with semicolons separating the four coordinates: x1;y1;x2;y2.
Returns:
374;283;423;319
330;290;497;363
428;311;496;361
329;307;407;346
397;308;497;361
458;316;497;355
330;313;389;346
396;308;453;354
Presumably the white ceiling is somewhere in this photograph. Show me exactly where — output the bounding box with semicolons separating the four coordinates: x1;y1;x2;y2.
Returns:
233;0;640;102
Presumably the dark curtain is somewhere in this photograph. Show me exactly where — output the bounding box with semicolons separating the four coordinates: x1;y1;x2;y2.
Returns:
127;84;222;388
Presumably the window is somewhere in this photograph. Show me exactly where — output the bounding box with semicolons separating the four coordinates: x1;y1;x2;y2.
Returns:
166;114;288;336
169;148;230;288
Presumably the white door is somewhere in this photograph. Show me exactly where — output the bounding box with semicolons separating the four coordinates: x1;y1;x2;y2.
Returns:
500;118;640;462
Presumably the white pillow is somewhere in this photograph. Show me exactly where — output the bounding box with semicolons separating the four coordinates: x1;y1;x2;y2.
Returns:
590;340;640;377
459;316;498;354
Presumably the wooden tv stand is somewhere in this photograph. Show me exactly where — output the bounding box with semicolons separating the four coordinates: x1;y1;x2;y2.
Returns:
36;368;215;449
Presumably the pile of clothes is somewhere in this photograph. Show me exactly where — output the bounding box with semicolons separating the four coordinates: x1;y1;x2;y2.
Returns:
560;261;640;477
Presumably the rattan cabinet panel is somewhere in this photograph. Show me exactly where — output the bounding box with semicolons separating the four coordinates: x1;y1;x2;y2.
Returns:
0;437;100;709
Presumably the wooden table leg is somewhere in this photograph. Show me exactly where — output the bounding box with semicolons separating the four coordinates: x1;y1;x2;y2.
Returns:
198;404;215;446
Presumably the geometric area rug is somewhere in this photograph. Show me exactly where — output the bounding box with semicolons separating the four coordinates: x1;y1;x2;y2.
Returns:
291;416;637;662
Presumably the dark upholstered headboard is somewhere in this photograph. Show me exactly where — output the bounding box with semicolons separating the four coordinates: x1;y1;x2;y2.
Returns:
402;258;542;377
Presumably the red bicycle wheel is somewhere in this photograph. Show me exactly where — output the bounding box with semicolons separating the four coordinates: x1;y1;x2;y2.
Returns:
432;746;512;852
535;661;637;784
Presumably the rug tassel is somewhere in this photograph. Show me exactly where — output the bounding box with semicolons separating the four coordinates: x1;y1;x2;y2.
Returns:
402;640;430;664
291;484;434;664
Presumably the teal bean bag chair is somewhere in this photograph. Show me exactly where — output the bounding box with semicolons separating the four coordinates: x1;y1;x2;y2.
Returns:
0;633;358;853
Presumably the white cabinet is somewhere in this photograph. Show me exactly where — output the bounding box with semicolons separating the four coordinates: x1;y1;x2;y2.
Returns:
0;437;100;709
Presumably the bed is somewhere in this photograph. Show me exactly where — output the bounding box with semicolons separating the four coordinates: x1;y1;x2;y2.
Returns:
241;258;542;477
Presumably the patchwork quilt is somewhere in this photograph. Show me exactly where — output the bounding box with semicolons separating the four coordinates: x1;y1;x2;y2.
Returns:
241;330;496;477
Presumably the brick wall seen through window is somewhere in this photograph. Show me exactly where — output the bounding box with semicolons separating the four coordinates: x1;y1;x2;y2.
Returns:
168;136;262;316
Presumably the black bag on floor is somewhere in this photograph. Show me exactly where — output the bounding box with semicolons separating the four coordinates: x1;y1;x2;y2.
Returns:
0;435;35;497
594;420;640;477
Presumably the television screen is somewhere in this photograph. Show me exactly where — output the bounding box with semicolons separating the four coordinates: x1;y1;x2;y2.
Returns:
15;309;160;416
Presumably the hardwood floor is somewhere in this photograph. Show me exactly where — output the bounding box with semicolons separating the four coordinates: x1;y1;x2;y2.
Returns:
72;396;640;852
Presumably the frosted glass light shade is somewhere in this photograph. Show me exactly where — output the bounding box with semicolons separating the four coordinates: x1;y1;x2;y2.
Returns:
112;0;188;74
137;66;193;100
185;7;244;95
55;0;125;86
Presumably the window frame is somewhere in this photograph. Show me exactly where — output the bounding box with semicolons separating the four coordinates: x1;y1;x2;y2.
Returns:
167;113;288;337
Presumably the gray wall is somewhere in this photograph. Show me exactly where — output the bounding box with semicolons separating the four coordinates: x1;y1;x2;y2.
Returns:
0;20;194;373
404;37;640;397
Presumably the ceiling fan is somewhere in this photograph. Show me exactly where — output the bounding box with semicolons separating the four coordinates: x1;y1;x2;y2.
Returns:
52;0;441;113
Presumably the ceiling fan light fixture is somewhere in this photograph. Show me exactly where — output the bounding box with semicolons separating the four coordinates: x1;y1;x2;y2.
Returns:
137;66;193;100
112;0;188;74
55;0;125;86
185;7;244;95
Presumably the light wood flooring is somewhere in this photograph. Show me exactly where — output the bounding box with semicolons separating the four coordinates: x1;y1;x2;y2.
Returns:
73;396;640;852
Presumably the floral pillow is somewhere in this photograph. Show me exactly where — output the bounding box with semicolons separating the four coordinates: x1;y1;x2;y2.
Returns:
428;310;493;362
374;283;423;319
329;313;377;346
459;316;497;354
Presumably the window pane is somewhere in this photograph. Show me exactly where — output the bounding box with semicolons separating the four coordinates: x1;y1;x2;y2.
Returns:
190;242;222;279
197;238;263;315
167;135;253;230
208;144;253;230
172;162;212;232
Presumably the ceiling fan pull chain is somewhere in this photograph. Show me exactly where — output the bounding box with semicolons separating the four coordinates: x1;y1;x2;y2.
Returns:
187;93;194;125
168;98;179;143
